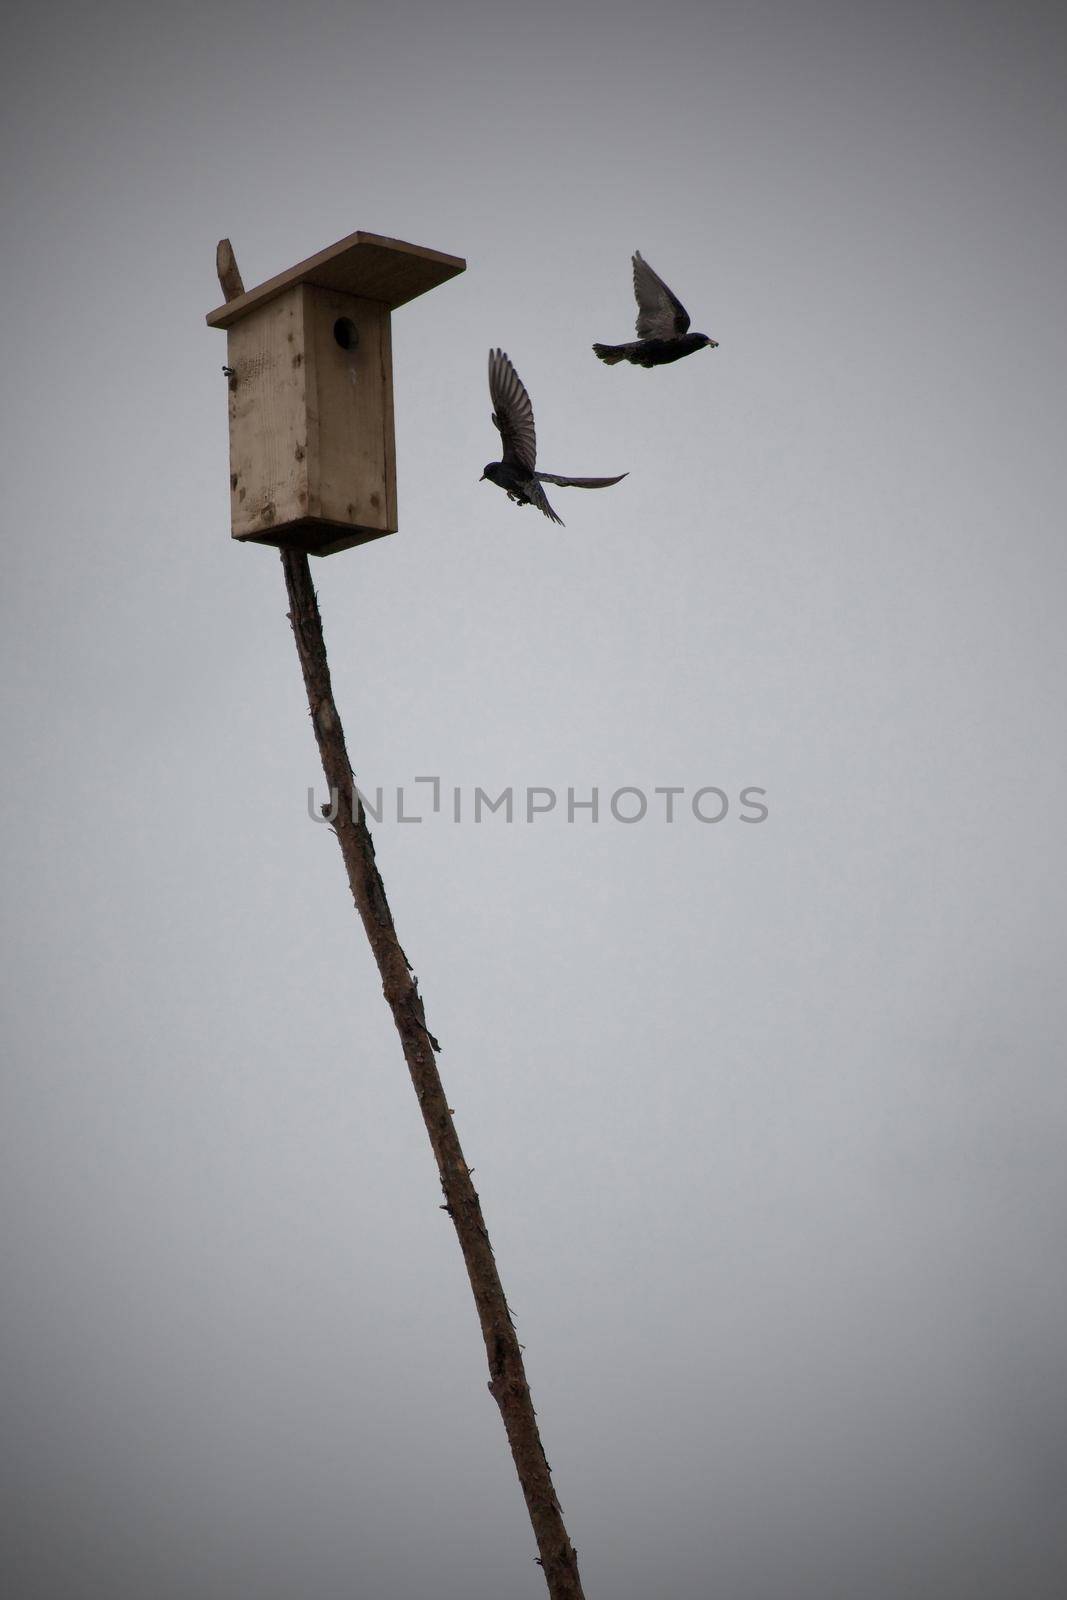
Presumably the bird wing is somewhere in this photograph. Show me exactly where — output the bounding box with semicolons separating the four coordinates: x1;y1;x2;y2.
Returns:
632;252;691;339
536;472;628;489
528;480;564;524
489;349;537;474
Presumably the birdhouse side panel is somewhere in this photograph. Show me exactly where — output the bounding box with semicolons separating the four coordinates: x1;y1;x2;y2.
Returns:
226;286;310;541
303;287;397;535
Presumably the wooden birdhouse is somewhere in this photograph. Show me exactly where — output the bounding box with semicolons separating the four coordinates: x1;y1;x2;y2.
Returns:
206;231;465;556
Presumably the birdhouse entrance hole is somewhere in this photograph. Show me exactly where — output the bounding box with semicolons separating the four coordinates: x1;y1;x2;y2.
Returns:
333;317;359;351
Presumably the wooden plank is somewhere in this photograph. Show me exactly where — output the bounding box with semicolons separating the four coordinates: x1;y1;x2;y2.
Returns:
380;307;398;530
237;518;393;558
216;238;245;302
303;285;395;534
226;283;309;540
206;230;465;328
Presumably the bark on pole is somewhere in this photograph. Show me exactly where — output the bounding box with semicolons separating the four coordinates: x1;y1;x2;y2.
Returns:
216;240;587;1600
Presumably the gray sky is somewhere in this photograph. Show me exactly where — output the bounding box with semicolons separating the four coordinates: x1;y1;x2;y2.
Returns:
3;2;1066;1596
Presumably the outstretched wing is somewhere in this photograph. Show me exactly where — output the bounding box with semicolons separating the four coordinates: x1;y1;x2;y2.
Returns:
536;471;628;489
632;252;691;340
489;348;537;473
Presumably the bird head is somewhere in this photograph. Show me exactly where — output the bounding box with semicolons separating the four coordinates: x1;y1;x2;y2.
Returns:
481;462;505;485
696;334;719;350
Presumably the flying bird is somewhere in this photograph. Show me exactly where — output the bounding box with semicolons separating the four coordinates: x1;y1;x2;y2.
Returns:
593;251;718;367
481;349;627;526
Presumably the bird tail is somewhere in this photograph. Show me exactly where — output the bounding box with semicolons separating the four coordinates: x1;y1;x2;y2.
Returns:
536;472;628;490
592;343;625;366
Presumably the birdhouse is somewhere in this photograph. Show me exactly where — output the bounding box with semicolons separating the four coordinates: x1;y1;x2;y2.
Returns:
206;232;465;556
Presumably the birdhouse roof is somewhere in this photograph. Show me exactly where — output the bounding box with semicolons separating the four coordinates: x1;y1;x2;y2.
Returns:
205;231;465;328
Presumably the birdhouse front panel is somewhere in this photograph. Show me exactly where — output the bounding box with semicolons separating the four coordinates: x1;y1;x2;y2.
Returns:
302;286;396;539
225;284;396;556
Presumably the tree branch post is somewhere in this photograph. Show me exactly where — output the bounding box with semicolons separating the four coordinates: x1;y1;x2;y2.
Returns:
216;241;587;1600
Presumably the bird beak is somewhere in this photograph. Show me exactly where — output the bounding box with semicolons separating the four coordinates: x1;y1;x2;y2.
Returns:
479;472;486;481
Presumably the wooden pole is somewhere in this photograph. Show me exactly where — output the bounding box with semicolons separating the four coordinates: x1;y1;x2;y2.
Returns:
216;241;587;1600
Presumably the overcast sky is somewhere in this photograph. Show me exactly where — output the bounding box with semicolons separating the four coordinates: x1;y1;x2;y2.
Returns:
3;2;1066;1597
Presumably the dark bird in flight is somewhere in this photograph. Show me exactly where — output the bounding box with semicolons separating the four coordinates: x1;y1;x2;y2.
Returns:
481;349;627;526
593;251;718;368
